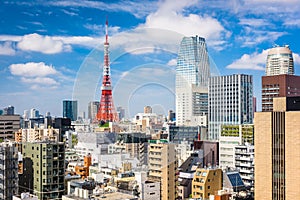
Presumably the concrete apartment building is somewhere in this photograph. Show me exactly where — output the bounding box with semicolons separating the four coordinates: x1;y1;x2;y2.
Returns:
235;144;254;187
255;96;300;200
135;171;160;200
0;115;20;140
15;127;60;143
148;139;178;200
192;168;222;199
0;142;19;199
219;124;254;169
19;141;65;199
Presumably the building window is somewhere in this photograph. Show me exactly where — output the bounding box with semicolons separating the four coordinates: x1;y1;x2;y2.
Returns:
208;186;210;189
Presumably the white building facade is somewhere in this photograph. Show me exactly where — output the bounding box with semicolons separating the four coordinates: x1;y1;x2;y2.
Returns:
208;74;253;141
266;45;294;76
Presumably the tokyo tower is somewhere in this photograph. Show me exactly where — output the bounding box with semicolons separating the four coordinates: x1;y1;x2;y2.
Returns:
96;19;118;123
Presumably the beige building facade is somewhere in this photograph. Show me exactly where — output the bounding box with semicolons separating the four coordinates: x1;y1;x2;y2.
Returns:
148;139;178;200
255;97;300;200
192;168;222;199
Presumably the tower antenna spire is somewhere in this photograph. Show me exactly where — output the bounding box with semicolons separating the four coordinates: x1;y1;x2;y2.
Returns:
105;16;108;44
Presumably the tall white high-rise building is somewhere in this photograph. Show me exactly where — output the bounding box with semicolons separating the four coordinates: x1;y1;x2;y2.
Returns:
176;36;210;126
208;74;253;141
88;101;99;121
266;45;294;76
30;108;39;118
23;110;29;120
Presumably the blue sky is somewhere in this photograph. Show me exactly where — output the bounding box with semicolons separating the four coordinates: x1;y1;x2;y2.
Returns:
0;0;300;118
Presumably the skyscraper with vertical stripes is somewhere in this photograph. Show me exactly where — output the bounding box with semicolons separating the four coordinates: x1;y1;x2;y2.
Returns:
208;74;253;141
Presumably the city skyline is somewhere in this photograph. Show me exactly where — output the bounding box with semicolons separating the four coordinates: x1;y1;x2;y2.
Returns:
1;0;300;117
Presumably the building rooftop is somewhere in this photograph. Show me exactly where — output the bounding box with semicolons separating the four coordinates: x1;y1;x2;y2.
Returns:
95;191;137;200
268;45;292;55
226;172;244;187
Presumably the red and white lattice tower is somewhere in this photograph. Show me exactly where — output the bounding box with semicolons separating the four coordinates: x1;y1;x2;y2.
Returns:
96;19;118;123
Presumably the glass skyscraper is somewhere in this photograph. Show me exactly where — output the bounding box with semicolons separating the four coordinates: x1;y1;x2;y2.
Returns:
208;74;253;141
63;100;78;121
176;36;210;126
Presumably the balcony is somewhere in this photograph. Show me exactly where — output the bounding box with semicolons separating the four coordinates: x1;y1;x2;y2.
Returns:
236;156;253;162
149;158;161;165
149;147;162;153
148;153;161;158
149;171;161;178
239;168;252;174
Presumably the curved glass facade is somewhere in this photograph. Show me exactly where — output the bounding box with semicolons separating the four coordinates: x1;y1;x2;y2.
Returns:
176;36;210;126
266;46;294;76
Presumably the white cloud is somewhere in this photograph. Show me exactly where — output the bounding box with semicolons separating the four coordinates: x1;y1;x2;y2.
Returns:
284;19;300;28
17;33;71;54
8;62;75;91
237;30;286;47
226;50;268;70
167;59;177;66
0;42;15;55
46;0;157;19
0;35;22;42
138;0;228;50
0;33;100;54
239;18;271;27
0;0;229;55
124;46;156;55
293;53;300;65
53;35;99;47
21;77;59;86
9;62;58;77
61;9;78;16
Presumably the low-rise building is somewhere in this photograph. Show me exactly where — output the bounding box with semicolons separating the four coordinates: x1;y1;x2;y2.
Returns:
219;124;254;169
134;170;160;200
223;170;245;192
192;168;222;199
65;179;96;198
235;144;254;188
13;193;38;200
74;132;116;163
178;151;203;199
